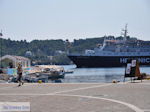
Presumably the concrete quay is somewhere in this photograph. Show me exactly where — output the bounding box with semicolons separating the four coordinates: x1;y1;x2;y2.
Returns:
0;80;150;112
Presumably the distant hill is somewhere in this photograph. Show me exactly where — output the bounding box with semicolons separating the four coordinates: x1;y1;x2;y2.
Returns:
0;36;137;65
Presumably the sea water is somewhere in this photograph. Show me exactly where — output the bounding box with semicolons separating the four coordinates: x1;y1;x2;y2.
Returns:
61;65;150;83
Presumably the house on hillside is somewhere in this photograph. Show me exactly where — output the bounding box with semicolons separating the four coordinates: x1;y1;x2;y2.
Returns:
0;55;31;68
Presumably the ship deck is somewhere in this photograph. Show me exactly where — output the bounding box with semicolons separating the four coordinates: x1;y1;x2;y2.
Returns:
0;81;150;112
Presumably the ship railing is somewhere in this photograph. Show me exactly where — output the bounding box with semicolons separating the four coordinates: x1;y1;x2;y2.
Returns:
94;52;150;56
68;52;150;56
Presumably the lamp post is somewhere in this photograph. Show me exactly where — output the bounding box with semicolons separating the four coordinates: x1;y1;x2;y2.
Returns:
0;30;3;68
65;39;71;54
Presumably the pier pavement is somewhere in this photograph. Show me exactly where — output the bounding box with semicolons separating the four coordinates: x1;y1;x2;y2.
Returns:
0;80;150;112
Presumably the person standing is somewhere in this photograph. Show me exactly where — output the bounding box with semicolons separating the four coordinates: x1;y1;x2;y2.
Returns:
17;63;24;86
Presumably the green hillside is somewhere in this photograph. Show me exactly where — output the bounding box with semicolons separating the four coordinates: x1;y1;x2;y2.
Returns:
0;36;136;65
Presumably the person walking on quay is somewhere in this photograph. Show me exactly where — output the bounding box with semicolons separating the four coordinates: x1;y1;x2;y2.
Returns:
17;63;24;86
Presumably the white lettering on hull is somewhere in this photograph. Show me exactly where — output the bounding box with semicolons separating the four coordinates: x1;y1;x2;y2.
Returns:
120;58;128;63
120;58;150;63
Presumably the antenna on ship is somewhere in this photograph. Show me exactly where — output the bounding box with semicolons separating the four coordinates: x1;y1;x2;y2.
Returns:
121;24;128;41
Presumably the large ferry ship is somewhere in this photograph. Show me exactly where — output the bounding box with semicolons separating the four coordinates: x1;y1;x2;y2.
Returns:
68;25;150;67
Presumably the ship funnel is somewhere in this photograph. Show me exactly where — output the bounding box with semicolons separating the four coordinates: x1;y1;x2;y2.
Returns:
0;30;3;37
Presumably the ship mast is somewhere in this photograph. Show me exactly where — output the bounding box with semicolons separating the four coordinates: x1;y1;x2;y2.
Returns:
121;24;128;41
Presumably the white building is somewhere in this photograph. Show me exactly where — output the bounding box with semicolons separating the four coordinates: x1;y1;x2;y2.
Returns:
25;51;33;57
0;55;31;68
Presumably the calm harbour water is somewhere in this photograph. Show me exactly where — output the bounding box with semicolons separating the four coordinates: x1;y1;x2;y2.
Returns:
61;65;150;83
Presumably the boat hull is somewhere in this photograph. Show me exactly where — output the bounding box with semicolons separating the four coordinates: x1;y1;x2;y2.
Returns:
68;55;150;68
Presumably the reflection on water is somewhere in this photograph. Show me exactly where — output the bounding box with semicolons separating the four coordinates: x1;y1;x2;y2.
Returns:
61;65;150;83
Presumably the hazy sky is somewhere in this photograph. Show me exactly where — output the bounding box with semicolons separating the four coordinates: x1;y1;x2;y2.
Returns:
0;0;150;41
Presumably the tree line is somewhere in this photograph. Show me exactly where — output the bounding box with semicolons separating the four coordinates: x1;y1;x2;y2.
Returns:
0;36;137;65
